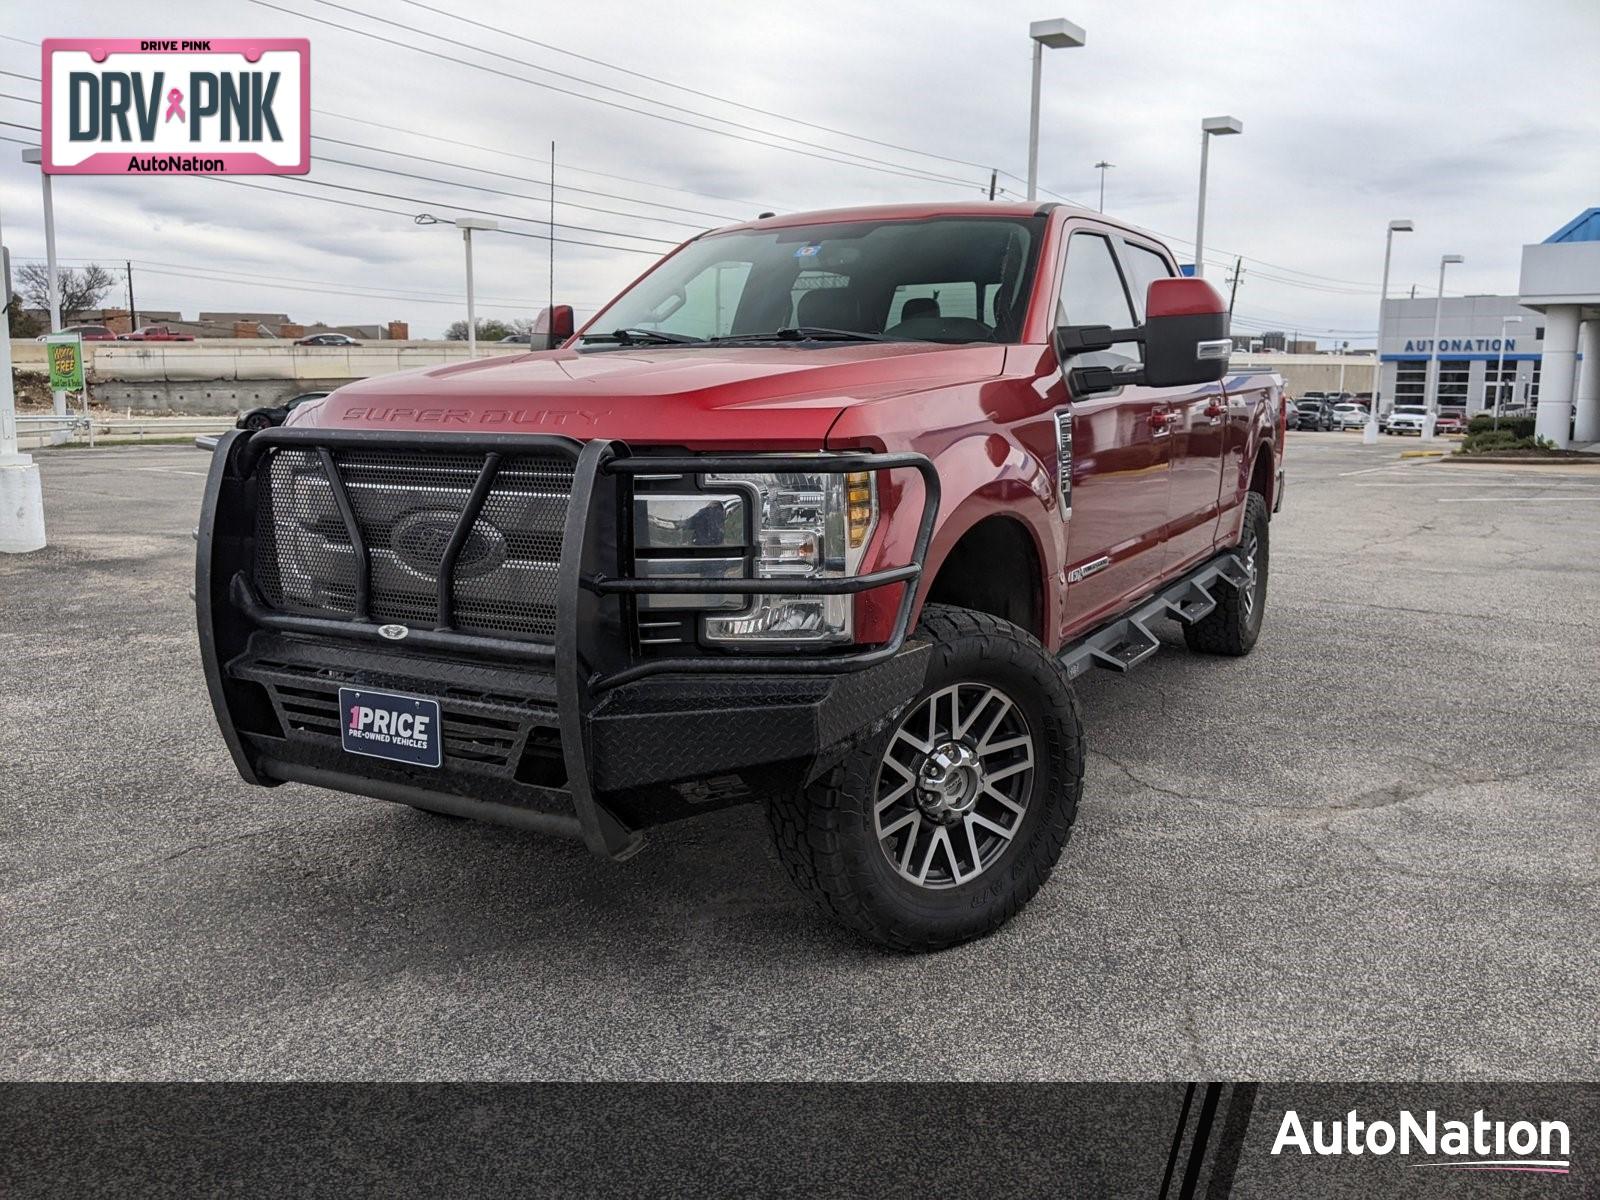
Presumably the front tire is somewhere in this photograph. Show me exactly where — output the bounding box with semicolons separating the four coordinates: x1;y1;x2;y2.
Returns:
1183;490;1269;657
767;606;1084;952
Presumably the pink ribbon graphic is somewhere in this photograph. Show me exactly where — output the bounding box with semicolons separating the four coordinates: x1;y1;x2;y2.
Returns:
164;88;185;123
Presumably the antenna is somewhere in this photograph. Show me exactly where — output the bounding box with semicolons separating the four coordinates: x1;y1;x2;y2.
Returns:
548;141;556;322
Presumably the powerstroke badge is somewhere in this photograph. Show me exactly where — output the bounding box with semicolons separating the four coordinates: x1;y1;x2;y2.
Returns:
42;38;309;175
338;688;442;769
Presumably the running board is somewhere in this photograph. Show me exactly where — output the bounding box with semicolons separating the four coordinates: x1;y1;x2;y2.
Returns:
1059;551;1249;680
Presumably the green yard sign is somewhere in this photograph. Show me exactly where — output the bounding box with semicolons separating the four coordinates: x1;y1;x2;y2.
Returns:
46;332;85;391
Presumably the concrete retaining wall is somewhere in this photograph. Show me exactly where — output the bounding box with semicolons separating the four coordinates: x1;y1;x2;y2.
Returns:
9;340;1380;413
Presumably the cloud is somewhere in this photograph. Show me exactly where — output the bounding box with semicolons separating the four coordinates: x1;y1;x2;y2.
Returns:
2;0;1596;342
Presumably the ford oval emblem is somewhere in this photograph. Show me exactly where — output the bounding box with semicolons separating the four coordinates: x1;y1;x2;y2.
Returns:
390;510;507;579
378;624;410;641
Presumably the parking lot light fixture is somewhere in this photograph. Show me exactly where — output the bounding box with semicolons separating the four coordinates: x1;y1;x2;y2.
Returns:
417;213;500;357
1422;254;1465;441
1492;316;1523;430
1193;116;1242;279
21;147;68;428
1365;219;1413;444
1026;18;1086;201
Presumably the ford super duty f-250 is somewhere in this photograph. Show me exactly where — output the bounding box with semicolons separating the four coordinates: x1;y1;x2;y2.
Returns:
197;202;1285;951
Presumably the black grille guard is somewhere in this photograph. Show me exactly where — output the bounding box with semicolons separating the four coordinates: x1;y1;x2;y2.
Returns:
197;426;940;860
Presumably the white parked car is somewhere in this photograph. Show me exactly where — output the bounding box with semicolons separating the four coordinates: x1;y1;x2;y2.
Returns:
1382;405;1428;435
1332;403;1366;430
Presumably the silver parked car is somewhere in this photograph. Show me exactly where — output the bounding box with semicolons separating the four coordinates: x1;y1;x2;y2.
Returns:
1332;403;1366;430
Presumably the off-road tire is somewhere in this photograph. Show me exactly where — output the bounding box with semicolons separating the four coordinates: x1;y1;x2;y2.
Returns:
1184;490;1269;656
767;605;1084;953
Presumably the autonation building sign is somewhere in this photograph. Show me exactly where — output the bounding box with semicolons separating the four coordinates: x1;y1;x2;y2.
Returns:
1378;293;1546;415
41;38;309;175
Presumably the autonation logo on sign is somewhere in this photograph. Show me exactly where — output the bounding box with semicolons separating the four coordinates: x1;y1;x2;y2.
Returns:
42;38;309;175
1272;1108;1571;1175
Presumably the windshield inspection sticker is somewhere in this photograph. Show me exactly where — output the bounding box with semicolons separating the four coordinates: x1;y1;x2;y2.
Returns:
793;243;822;258
339;688;442;769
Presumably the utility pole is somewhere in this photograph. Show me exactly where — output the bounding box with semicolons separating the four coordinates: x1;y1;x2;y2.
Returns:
988;169;997;201
125;260;137;331
1225;257;1243;317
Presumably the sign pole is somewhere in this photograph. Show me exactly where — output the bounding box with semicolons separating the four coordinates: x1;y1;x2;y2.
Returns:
0;222;48;549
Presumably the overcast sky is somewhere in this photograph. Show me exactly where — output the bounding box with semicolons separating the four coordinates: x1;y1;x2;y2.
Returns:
2;0;1597;344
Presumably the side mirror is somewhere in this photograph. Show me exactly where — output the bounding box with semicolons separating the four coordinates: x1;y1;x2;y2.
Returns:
1054;277;1231;394
533;304;575;350
1142;278;1230;388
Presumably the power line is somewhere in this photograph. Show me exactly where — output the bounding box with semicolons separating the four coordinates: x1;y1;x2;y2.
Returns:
394;0;999;175
312;144;714;232
246;0;988;192
302;0;986;187
311;109;780;212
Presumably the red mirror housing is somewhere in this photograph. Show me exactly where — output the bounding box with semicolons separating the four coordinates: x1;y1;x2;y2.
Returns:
1145;277;1226;320
533;304;575;350
1142;278;1230;388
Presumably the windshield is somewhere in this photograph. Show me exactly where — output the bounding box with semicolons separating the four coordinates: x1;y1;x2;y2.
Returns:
1394;406;1426;415
582;216;1046;348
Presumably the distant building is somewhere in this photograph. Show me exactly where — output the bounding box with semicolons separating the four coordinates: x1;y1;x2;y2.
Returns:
1378;295;1545;415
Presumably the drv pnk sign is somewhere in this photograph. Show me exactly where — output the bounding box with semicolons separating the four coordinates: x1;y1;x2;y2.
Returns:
41;39;309;175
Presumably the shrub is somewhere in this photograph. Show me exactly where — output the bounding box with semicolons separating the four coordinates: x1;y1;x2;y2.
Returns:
1460;429;1538;454
1467;413;1536;438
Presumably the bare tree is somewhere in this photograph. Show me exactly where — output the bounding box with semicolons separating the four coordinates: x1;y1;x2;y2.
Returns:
18;262;117;324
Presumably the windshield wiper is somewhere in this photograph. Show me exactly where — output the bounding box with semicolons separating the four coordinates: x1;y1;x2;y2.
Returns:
711;327;897;345
580;328;705;346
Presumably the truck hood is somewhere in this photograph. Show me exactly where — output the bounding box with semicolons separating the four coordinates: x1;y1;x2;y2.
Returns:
298;342;1006;448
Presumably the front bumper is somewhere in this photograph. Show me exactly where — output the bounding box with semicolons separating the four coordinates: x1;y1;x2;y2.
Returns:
196;428;938;860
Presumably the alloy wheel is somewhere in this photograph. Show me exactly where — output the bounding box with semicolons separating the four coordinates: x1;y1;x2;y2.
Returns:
873;683;1035;889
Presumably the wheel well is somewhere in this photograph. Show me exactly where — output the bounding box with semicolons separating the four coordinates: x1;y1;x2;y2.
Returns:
924;516;1042;641
1250;445;1275;508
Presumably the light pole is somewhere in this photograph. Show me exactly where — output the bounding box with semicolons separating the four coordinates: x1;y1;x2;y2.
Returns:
1491;315;1523;429
1193;116;1242;278
417;213;500;356
1364;219;1413;444
1421;253;1464;441
21;148;66;423
1025;18;1086;202
0;178;47;552
1093;160;1114;212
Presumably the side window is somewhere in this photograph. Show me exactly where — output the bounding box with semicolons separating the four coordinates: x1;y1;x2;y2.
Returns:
1120;241;1175;321
648;260;753;339
1058;232;1138;367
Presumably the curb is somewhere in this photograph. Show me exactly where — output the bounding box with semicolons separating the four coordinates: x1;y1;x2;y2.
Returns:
1399;449;1447;459
1438;454;1600;466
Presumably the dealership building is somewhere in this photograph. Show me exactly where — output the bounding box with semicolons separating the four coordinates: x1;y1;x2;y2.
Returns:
1376;208;1599;446
1377;294;1545;415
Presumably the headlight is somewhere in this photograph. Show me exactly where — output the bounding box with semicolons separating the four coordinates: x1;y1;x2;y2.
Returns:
701;468;877;645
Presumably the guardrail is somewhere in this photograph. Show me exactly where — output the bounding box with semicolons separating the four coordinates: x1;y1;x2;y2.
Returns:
15;412;236;449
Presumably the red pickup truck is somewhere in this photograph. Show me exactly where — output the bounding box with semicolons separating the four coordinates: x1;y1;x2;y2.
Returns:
197;201;1284;951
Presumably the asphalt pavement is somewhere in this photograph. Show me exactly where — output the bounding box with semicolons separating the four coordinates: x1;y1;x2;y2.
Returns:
3;435;1597;1081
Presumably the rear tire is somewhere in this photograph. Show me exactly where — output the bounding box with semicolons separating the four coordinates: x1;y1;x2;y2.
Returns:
1183;490;1269;657
767;605;1084;953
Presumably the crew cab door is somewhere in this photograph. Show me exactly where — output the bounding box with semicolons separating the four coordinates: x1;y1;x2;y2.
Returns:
1054;228;1172;631
1116;238;1229;574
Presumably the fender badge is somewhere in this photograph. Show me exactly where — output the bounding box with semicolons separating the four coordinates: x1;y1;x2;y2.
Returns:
378;624;410;641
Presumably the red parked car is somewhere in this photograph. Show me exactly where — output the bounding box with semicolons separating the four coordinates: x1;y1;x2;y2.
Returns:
197;201;1284;950
118;325;195;341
